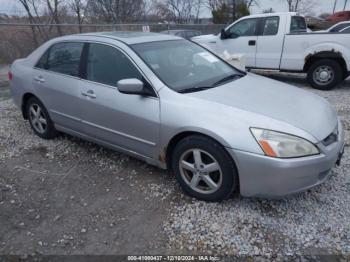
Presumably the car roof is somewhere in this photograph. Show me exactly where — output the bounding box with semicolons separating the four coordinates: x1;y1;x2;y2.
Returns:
61;31;183;45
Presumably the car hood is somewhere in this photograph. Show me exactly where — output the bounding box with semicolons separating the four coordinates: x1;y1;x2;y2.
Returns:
188;73;337;141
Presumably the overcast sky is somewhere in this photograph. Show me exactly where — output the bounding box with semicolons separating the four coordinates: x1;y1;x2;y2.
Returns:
0;0;349;18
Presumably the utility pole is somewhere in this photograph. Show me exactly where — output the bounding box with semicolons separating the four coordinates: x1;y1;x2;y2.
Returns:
344;0;348;10
333;0;338;13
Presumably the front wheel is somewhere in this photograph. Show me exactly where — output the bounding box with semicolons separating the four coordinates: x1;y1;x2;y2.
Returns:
172;135;238;202
307;59;343;90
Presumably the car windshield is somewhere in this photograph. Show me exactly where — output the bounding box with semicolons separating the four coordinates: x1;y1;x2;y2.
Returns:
131;40;242;92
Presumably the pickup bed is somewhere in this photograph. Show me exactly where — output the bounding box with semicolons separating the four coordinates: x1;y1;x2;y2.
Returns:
192;12;350;90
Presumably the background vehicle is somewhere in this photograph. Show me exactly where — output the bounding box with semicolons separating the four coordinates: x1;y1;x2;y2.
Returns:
192;12;350;90
340;26;350;33
160;29;202;40
327;21;350;32
9;32;344;201
326;11;350;23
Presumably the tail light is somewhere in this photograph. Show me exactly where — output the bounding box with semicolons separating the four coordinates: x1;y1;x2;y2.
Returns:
8;71;13;81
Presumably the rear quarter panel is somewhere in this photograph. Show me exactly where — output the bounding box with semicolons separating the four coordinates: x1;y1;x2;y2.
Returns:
10;58;34;108
280;33;350;70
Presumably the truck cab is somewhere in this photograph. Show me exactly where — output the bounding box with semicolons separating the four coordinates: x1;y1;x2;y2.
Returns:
193;13;306;69
192;12;350;90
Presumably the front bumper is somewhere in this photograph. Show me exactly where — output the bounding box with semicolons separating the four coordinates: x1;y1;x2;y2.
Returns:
228;120;345;198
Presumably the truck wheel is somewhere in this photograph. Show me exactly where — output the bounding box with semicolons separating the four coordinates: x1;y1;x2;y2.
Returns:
307;59;343;90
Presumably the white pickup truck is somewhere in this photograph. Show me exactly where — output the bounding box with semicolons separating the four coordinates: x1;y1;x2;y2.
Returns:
192;12;350;90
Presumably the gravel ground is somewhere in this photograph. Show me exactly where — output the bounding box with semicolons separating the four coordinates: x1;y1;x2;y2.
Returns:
0;65;10;101
0;70;349;257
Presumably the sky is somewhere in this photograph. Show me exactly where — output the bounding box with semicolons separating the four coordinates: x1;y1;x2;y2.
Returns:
0;0;349;18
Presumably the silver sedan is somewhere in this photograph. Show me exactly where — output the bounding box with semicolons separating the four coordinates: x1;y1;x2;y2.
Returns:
9;32;345;201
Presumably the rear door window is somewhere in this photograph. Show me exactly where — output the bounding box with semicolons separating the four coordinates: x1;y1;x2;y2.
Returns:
262;16;279;35
35;50;49;69
290;16;307;33
46;42;84;77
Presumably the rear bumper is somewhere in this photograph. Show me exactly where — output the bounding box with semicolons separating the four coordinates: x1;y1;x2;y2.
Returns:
228;120;345;198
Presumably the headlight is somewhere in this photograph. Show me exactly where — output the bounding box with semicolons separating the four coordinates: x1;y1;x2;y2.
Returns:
250;128;319;158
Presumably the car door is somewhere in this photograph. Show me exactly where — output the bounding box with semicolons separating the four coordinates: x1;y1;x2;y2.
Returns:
216;18;259;67
255;16;284;69
32;42;85;132
79;43;160;158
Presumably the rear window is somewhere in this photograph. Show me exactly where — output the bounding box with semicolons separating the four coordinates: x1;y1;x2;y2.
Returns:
46;42;84;77
290;16;307;33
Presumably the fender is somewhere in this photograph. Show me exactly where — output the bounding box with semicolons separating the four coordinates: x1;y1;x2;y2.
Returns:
303;42;350;71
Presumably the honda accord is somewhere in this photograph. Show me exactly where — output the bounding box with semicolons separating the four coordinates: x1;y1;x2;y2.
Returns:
9;32;345;201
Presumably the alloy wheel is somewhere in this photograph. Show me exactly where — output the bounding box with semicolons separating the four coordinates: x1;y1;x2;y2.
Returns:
29;103;47;134
179;149;223;194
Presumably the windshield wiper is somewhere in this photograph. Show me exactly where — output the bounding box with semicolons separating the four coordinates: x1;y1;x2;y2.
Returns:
213;74;243;87
178;86;214;94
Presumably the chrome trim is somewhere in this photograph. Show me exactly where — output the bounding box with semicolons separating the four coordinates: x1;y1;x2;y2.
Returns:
32;39;159;98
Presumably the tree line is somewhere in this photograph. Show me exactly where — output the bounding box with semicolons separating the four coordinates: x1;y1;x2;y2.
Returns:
15;0;319;27
11;0;320;46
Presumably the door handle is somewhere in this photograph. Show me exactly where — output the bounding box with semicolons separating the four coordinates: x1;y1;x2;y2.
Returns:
81;90;96;99
34;76;45;83
248;40;256;46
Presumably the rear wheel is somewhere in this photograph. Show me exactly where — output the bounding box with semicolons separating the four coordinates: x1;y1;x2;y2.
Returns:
307;59;343;90
26;97;57;139
171;135;238;202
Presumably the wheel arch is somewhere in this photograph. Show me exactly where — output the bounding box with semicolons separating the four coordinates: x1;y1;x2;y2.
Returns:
164;130;241;194
303;51;348;77
165;130;238;172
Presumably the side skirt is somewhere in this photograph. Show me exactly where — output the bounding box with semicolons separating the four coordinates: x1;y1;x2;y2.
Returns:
54;124;167;170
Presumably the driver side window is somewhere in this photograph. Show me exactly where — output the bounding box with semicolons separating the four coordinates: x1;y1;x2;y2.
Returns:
86;43;142;87
227;18;258;38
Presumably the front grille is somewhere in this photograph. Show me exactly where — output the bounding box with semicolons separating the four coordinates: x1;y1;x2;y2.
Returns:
322;125;338;146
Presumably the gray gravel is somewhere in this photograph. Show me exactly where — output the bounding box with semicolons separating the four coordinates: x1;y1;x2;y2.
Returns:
0;71;349;256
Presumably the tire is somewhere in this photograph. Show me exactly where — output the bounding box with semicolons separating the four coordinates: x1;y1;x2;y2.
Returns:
307;59;343;90
171;135;238;202
26;97;57;139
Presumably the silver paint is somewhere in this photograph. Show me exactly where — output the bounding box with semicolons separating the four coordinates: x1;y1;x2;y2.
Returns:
10;32;345;198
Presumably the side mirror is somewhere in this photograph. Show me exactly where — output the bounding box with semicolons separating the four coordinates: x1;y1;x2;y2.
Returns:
220;28;228;39
117;78;145;95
